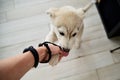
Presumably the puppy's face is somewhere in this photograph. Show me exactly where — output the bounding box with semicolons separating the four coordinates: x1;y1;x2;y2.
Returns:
54;25;80;52
47;6;85;51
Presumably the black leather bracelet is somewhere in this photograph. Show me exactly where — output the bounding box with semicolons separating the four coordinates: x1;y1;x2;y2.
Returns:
23;46;39;68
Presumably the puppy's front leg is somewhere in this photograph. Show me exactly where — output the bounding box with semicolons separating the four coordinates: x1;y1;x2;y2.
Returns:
45;25;59;66
46;31;60;66
74;25;84;49
45;31;57;42
45;25;57;42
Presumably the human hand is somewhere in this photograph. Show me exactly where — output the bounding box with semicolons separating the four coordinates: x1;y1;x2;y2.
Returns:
37;43;69;64
48;44;69;66
48;44;69;57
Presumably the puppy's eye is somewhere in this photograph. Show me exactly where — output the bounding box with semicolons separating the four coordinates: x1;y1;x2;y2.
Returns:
72;33;76;37
59;32;64;36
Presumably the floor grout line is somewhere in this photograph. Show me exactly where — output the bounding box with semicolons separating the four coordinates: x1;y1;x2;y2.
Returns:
96;69;101;80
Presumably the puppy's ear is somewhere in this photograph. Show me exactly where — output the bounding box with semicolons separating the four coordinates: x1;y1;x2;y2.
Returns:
76;8;85;19
46;8;58;18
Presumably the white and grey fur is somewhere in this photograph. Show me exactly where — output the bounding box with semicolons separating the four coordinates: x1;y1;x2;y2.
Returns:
45;0;96;66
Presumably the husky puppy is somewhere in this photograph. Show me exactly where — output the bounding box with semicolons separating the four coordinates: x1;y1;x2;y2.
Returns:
45;1;95;66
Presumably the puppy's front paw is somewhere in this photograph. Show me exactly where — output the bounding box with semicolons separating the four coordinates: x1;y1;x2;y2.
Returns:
45;31;57;42
45;35;54;42
49;54;60;66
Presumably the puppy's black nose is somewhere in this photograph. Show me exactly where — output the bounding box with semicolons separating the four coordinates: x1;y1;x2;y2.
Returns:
63;48;70;52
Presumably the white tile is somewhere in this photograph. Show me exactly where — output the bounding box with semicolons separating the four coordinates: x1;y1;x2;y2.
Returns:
85;5;98;17
14;0;50;8
111;46;120;63
84;14;102;28
0;14;49;48
0;39;43;59
97;63;120;80
83;24;105;41
57;70;99;80
51;52;113;79
0;14;50;59
0;12;7;23
0;14;49;35
14;0;90;8
0;26;47;48
66;36;120;61
6;5;45;20
22;51;114;80
6;0;96;21
21;66;53;80
0;0;14;12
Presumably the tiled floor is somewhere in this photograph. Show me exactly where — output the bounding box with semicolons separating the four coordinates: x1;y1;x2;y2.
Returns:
0;0;120;80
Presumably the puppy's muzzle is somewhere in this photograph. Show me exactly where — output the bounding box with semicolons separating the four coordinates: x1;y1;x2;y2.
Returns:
62;48;70;52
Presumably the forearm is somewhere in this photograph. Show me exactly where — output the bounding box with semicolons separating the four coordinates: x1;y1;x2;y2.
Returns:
0;43;67;80
0;47;46;80
0;52;34;80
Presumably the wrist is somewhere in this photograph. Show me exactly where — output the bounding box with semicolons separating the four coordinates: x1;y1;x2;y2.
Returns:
36;46;48;62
